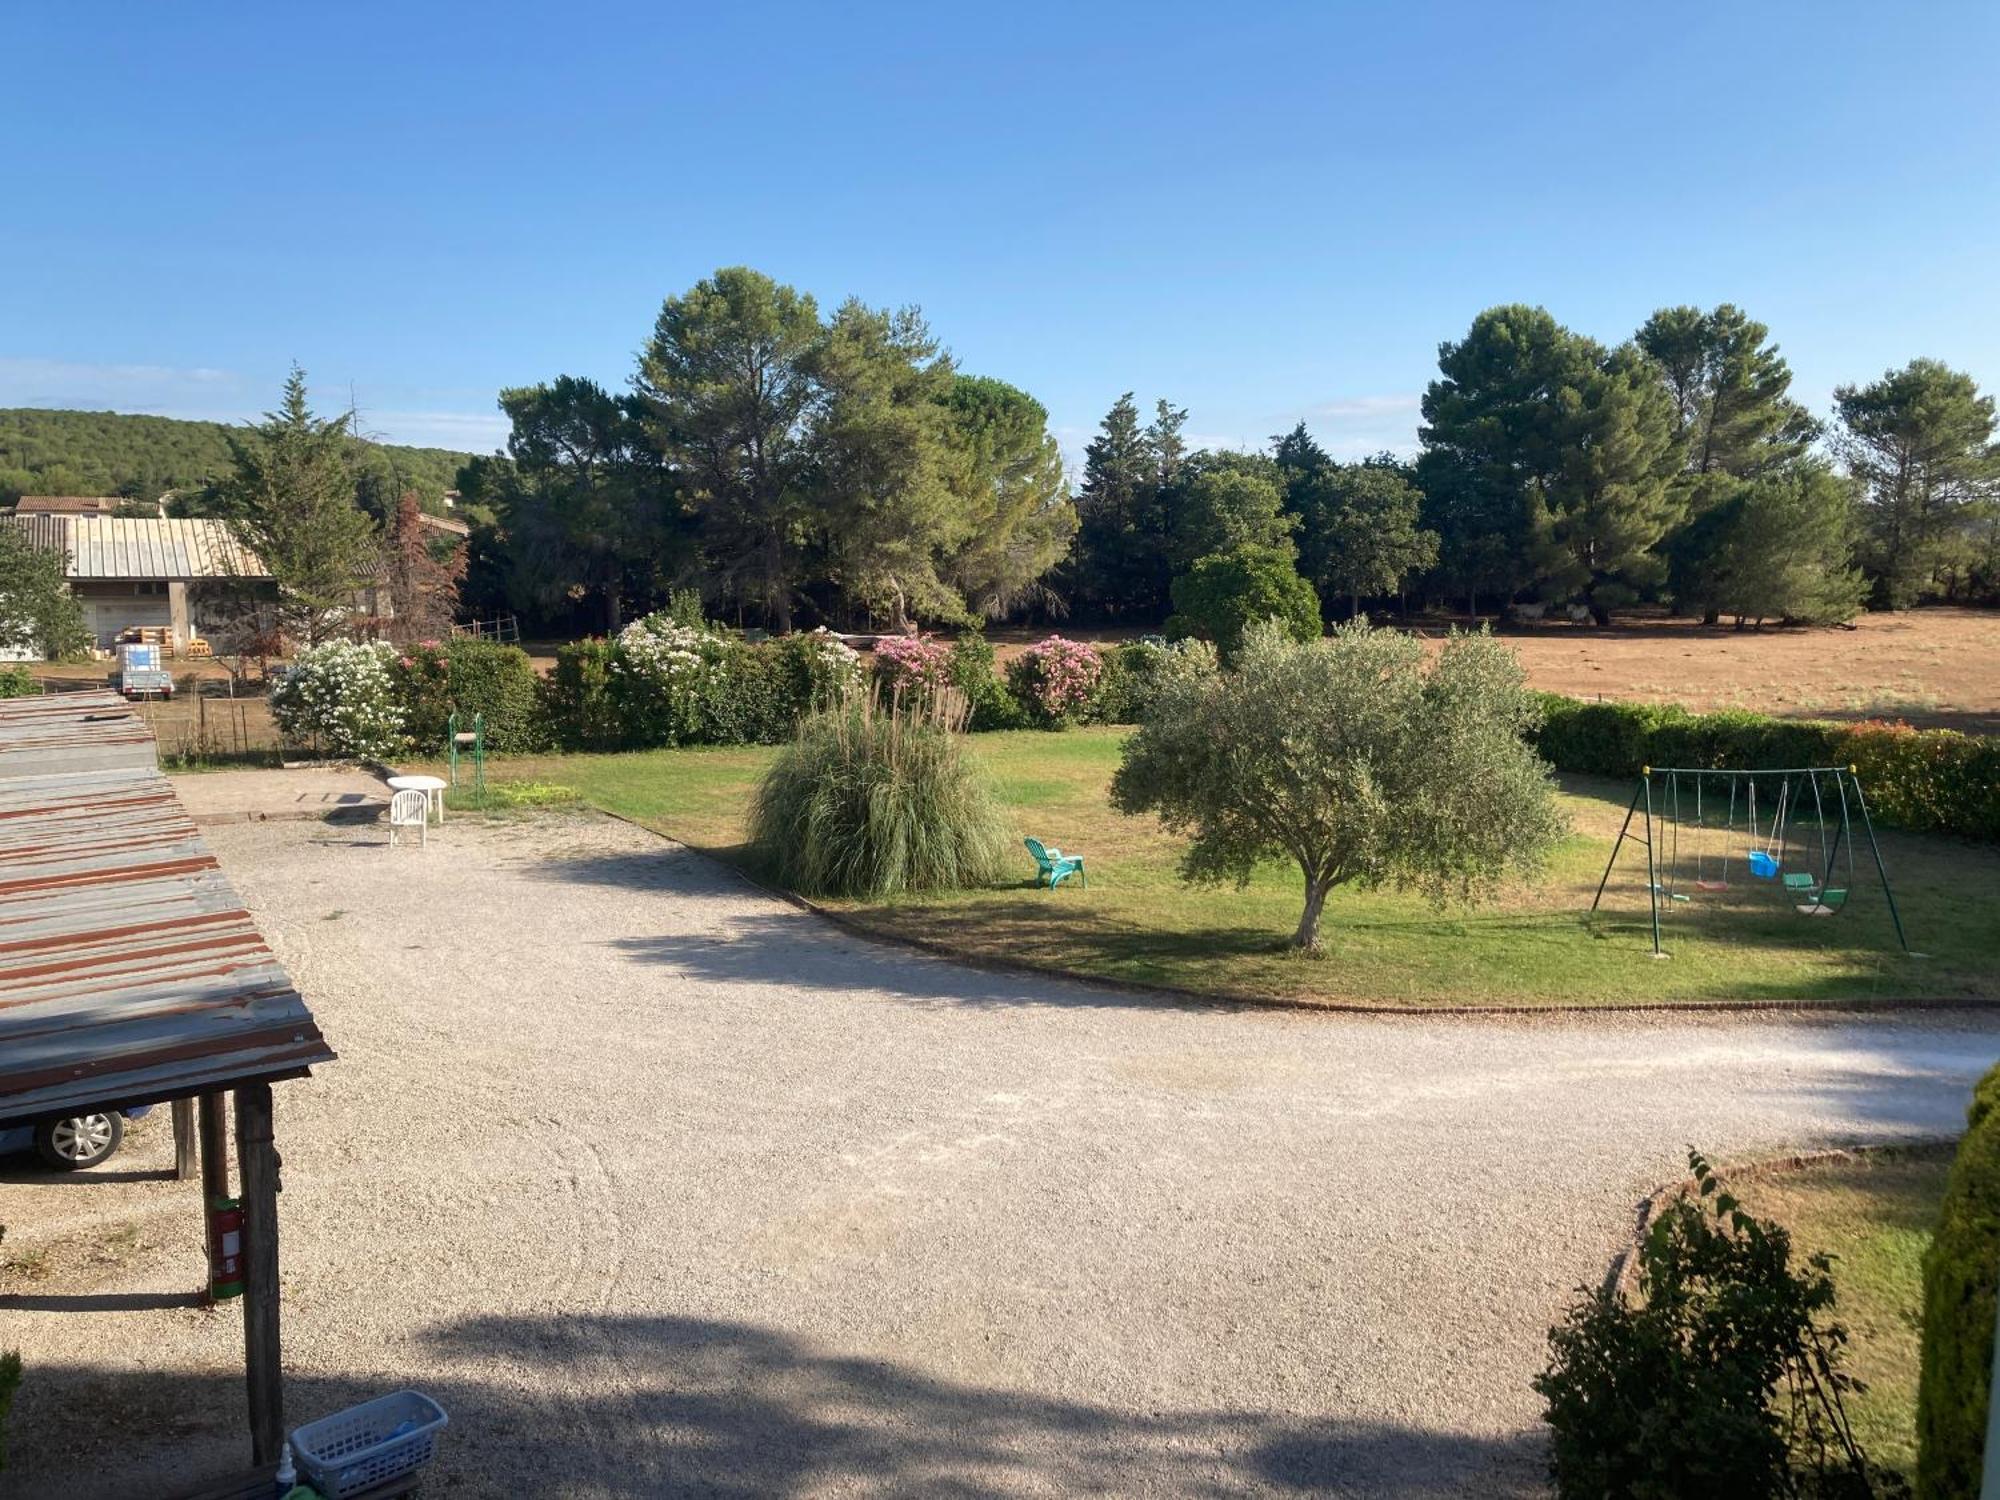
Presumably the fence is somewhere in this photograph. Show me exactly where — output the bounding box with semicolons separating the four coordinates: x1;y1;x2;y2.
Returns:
451;614;521;645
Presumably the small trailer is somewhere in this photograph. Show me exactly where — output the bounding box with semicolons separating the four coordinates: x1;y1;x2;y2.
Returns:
111;641;174;699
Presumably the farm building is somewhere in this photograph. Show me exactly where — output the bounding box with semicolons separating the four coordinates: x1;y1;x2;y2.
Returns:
10;494;126;516
2;513;274;651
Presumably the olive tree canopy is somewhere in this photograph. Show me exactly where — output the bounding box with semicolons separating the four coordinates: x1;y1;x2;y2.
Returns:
1110;619;1566;950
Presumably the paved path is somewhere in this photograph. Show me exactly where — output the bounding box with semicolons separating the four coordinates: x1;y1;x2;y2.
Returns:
7;811;1997;1498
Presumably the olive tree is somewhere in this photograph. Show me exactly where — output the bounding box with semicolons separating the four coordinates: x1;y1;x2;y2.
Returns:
1111;618;1566;951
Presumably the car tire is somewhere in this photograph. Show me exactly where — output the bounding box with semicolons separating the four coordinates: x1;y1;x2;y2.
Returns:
34;1112;124;1170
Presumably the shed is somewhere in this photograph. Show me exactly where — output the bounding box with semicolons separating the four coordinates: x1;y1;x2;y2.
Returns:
0;691;335;1468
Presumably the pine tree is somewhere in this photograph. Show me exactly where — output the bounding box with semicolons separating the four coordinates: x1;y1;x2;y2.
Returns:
1071;392;1168;618
1835;359;2000;608
1698;462;1867;626
221;367;379;645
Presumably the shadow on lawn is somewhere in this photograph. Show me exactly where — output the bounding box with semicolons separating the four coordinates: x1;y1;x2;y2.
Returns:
13;1313;1547;1500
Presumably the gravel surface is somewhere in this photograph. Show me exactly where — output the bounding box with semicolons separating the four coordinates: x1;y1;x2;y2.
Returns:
5;810;1997;1498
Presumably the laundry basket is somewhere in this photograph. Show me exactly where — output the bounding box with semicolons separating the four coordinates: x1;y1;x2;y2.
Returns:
290;1390;448;1498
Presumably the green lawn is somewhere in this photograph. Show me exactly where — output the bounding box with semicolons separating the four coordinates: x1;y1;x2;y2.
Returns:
464;728;2000;1009
1734;1147;1954;1485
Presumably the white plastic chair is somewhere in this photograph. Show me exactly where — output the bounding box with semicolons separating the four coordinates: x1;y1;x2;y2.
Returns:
388;789;430;849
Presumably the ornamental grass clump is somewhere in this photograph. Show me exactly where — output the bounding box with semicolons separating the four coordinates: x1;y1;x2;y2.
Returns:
749;689;1014;899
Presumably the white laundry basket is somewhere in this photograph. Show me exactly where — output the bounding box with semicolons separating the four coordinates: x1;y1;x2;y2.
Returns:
289;1390;448;1498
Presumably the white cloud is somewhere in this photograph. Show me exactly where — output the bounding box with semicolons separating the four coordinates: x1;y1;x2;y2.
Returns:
1287;393;1423;459
349;409;510;452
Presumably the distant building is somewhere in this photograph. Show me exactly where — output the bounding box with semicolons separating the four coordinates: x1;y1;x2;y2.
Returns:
3;514;272;650
11;495;122;516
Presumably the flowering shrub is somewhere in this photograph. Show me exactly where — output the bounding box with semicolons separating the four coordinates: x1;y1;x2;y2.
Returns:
781;628;865;710
1006;636;1104;727
608;614;732;747
269;640;405;760
872;634;954;701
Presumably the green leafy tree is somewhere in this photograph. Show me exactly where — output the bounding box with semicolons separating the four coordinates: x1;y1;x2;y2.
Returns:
1165;543;1321;658
1287;450;1437;617
1166;452;1296;571
1070;392;1171;618
1112;619;1565;950
474;376;672;632
220;368;379;645
1637;304;1818;478
1687;462;1868;627
637;267;823;631
938;376;1077;619
1835;358;2000;609
1418;305;1683;619
0;522;87;658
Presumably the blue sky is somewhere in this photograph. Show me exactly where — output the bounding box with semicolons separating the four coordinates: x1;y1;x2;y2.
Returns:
5;3;1996;471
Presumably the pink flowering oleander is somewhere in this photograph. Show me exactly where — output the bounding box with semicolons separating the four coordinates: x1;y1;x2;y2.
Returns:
1017;636;1103;720
874;634;953;693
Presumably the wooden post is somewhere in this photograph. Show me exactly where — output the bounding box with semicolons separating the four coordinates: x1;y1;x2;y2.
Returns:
198;1091;229;1294
171;1097;197;1181
235;1082;283;1465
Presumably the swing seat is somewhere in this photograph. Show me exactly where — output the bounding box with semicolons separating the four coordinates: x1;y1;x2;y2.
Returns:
1798;888;1848;916
1648;883;1690;903
1782;872;1817;894
1747;851;1780;879
1694;878;1729;892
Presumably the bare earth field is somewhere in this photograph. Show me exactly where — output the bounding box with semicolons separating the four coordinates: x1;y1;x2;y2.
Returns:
4;811;1998;1498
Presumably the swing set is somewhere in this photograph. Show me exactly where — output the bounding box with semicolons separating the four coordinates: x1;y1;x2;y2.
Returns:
1589;765;1911;958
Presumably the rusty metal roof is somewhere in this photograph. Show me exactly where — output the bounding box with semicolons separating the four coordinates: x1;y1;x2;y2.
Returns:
12;496;120;515
0;692;333;1126
0;514;270;580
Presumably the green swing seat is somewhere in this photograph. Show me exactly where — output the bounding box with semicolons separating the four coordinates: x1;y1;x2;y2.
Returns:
1024;837;1086;889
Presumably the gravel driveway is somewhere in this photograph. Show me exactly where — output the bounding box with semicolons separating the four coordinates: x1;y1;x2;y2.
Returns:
5;810;1997;1498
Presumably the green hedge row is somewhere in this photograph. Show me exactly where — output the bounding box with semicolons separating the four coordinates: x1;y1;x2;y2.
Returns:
1531;695;2000;844
1919;1064;2000;1498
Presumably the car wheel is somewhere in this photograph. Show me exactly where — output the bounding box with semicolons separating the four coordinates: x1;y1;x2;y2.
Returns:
34;1112;124;1170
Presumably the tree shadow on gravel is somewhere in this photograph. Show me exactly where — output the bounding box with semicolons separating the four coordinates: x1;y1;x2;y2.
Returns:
12;1313;1546;1499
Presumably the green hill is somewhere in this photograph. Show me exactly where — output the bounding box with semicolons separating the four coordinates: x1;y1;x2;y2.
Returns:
0;407;477;506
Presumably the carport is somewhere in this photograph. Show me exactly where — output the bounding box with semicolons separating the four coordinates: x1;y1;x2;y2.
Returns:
0;691;335;1474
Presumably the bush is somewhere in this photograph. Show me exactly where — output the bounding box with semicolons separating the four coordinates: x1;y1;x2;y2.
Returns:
0;1346;16;1473
1005;635;1104;728
1165;543;1322;658
389;639;547;755
777;629;866;714
607;614;732;748
1089;639;1207;725
748;693;1015;898
1537;1149;1892;1499
0;665;35;699
872;634;954;703
269;640;404;760
542;639;623;751
1917;1064;2000;1499
947;633;1026;731
1531;696;2000;843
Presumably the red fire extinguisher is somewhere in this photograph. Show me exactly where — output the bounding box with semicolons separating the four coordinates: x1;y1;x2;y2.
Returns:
208;1196;245;1301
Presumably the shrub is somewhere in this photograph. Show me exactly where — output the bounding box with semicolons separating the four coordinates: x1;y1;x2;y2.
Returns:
542;639;623;751
608;613;731;748
872;634;954;702
0;665;35;699
1005;635;1104;728
748;692;1014;898
388;639;547;755
1537;1150;1892;1499
1917;1064;2000;1499
947;633;1025;731
269;640;404;760
1089;639;1202;725
709;640;794;745
1164;543;1322;658
1530;696;2000;844
777;629;866;714
663;587;706;631
0;1346;16;1473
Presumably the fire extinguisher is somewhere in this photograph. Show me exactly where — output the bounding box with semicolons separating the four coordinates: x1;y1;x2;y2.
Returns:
208;1196;245;1301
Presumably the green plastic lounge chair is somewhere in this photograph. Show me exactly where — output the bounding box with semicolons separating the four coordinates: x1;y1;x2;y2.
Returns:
1024;837;1086;888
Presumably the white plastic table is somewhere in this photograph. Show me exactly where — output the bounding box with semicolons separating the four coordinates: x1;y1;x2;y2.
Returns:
385;774;448;825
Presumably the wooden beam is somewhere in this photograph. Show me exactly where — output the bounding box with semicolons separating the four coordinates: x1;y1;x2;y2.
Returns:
198;1091;229;1299
235;1082;283;1466
172;1097;197;1181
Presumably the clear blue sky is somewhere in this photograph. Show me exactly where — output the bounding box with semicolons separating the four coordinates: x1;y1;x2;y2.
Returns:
5;3;1996;470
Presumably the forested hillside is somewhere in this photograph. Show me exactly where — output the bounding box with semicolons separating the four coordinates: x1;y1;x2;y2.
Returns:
0;407;472;509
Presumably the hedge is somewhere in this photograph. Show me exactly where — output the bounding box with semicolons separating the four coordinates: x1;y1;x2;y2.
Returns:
1918;1065;2000;1499
1532;695;2000;844
389;640;548;755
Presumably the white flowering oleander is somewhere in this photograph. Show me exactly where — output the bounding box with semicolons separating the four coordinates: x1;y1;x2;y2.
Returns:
609;613;732;745
269;639;406;760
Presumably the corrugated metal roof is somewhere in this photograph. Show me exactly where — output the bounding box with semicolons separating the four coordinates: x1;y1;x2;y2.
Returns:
0;692;333;1126
0;514;270;580
12;496;120;515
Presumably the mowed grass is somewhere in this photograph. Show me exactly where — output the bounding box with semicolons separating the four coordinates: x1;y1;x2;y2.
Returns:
1731;1147;1954;1485
478;728;2000;1008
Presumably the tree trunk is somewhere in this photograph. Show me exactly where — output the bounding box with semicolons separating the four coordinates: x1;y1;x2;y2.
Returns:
1701;609;1720;626
1292;877;1332;951
1351;592;1361;620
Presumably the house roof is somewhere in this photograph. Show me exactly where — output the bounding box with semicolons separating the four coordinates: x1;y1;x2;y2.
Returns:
0;693;333;1126
1;514;270;581
13;496;120;515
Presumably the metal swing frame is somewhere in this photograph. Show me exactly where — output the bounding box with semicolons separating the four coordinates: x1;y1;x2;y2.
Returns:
1589;764;1909;958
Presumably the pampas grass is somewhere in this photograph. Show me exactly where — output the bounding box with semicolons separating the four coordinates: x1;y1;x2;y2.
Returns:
750;687;1014;898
